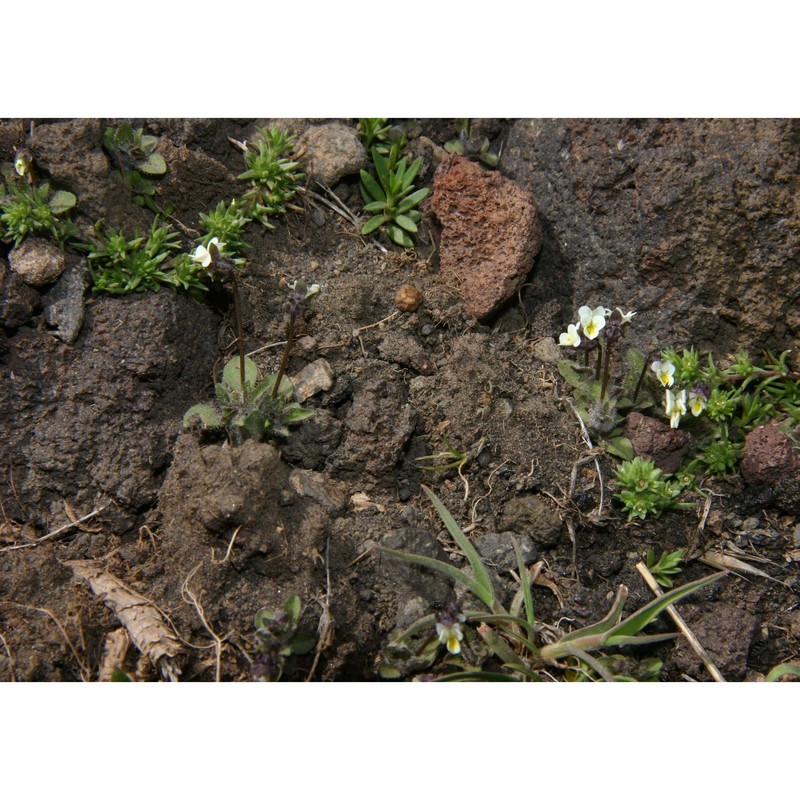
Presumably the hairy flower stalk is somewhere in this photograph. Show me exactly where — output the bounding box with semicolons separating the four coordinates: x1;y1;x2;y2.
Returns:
272;280;320;399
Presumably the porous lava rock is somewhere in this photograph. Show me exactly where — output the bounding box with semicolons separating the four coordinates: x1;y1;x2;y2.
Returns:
625;411;691;474
741;420;797;485
431;155;542;319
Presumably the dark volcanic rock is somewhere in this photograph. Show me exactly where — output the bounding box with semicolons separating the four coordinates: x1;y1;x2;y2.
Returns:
431;155;542;319
741;420;797;485
0;258;39;327
502;119;800;355
625;411;691;474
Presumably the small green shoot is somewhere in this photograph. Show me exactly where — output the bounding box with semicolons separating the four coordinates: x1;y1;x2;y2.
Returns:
359;147;429;248
102;122;167;212
0;181;77;247
444;119;500;168
251;595;316;681
615;457;692;521
645;548;685;588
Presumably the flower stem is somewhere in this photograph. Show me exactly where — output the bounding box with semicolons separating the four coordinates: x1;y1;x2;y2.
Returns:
601;342;612;401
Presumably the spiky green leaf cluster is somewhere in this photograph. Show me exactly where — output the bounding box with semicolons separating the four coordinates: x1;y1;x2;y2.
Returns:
86;218;207;296
198;199;250;257
359;147;429;248
238;127;304;228
0;181;77;247
645;548;685;588
615;457;690;521
183;355;313;446
357;118;392;151
444;119;500;168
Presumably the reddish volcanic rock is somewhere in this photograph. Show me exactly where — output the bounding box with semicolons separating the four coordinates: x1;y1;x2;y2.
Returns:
431;155;542;319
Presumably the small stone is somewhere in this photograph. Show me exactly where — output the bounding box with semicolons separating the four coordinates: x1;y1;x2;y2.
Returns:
289;469;347;513
741;420;797;485
793;524;800;548
9;237;67;286
1;259;39;327
624;411;691;475
298;123;369;186
500;495;562;548
394;284;424;313
292;358;334;403
43;257;86;343
532;337;562;364
431;155;542;319
474;532;537;571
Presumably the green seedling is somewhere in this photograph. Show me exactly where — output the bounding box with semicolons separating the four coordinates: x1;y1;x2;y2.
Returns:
0;180;77;247
85;218;207;296
359;147;429;248
238;126;304;228
378;487;725;680
357;118;393;151
251;595;316;681
444;119;500;168
615;457;692;521
102;122;167;212
645;548;685;588
183;354;313;445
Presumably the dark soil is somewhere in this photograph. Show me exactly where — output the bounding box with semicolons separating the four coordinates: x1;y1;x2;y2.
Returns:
1;118;798;682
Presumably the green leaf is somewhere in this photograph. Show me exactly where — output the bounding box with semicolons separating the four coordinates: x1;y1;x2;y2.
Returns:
362;200;387;214
183;403;223;429
284;406;315;424
371;148;390;190
289;631;316;656
284;595;302;626
401;157;423;191
387;225;413;248
513;539;535;629
379;545;495;610
421;486;495;608
765;662;800;682
138;153;166;176
605;436;634;460
361;215;384;236
223;355;258;393
48;190;77;214
395;214;418;233
110;668;133;682
396;188;430;214
359;170;385;203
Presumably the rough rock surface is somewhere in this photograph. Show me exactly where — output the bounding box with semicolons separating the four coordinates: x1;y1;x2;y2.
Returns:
431;155;543;319
298;123;369;186
501;119;800;357
0;258;39;327
741;421;798;485
625;411;691;474
8;237;66;286
498;495;562;548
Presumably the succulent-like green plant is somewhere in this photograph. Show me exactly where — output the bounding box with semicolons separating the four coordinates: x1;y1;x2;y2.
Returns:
0;180;77;247
251;595;316;681
237;126;304;228
359;147;429;248
102;122;167;212
198;199;250;258
85;218;207;296
614;457;691;521
183;354;313;445
378;487;725;681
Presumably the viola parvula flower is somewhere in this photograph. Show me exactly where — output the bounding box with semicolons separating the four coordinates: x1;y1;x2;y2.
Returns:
578;305;608;340
191;237;223;268
435;605;467;655
14;149;32;177
665;387;687;428
688;388;708;416
651;359;676;388
558;323;581;347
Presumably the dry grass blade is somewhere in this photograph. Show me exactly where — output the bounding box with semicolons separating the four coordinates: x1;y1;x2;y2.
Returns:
0;628;17;682
66;559;185;682
699;551;783;584
636;560;726;682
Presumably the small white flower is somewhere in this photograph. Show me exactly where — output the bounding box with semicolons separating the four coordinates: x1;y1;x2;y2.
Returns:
688;390;707;416
190;237;223;268
14;152;31;176
559;323;581;347
436;622;464;655
616;308;637;324
288;280;321;299
578;305;606;340
665;388;687;428
651;359;675;388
